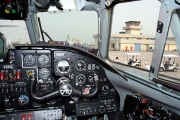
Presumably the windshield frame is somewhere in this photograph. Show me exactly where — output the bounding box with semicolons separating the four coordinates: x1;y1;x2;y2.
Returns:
0;33;7;60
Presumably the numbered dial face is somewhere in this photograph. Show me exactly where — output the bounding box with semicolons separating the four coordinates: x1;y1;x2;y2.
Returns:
57;60;70;73
38;54;49;66
76;74;86;85
39;68;50;79
23;54;36;66
75;60;86;71
4;95;15;106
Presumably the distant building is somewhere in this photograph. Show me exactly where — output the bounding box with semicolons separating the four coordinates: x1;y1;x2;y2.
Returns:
66;39;82;45
94;21;177;51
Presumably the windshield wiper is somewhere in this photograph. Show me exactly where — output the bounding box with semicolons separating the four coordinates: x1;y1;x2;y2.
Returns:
38;17;53;41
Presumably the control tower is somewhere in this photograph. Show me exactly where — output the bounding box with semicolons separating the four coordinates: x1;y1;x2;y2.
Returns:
123;21;142;34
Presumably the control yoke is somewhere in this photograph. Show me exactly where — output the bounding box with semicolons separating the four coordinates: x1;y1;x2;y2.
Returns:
30;74;99;102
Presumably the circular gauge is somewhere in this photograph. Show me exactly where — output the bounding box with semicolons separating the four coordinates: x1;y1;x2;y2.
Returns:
23;54;36;66
4;95;15;106
57;60;70;73
75;60;86;71
38;54;49;66
76;74;86;85
39;68;50;79
18;95;29;106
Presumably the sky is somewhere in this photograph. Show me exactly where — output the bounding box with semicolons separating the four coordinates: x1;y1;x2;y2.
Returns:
111;0;161;35
0;0;163;44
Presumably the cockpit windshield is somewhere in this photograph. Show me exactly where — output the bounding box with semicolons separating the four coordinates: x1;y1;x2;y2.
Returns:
0;10;98;49
37;11;98;47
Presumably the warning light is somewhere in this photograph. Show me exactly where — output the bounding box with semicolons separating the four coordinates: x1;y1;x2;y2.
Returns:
5;9;10;13
12;9;16;13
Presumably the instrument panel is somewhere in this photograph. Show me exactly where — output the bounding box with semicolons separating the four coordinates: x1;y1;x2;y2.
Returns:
0;45;120;118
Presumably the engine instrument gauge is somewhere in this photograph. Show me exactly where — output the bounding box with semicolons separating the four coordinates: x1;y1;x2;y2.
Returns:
23;54;36;66
57;60;70;73
75;60;86;71
39;68;50;79
76;74;86;85
38;54;49;66
4;95;15;106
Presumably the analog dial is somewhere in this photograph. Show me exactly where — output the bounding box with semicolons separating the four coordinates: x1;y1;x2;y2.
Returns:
23;54;36;66
4;95;15;106
75;60;86;71
38;54;49;66
57;60;70;73
39;68;50;79
76;74;86;85
18;95;29;106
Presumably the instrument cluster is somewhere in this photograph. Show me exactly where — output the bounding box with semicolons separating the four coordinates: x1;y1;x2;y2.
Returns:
21;50;52;84
53;50;101;89
0;46;120;117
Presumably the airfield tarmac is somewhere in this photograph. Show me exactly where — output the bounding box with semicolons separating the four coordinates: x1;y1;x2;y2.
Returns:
109;51;180;80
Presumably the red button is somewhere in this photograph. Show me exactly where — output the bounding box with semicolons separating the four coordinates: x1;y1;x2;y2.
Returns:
16;70;21;80
28;113;32;120
22;114;26;120
84;88;90;94
0;71;4;80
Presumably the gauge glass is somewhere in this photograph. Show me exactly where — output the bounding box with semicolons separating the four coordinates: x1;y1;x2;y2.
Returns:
4;96;15;106
18;95;29;105
76;74;86;85
38;54;49;66
23;54;36;66
57;60;70;73
75;60;86;71
39;68;50;79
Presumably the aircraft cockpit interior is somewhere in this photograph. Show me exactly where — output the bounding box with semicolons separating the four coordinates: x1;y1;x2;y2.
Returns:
0;0;180;120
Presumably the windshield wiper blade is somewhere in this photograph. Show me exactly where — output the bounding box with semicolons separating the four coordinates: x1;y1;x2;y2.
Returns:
43;30;53;41
38;17;53;42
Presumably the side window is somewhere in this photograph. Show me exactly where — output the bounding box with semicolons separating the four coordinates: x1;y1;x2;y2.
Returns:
158;9;180;80
109;0;160;71
0;20;30;49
